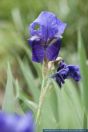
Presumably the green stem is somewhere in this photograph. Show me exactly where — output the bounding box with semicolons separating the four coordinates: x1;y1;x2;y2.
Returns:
36;80;50;123
36;59;50;124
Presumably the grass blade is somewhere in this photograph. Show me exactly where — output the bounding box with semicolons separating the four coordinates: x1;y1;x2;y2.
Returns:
2;63;15;112
78;30;88;111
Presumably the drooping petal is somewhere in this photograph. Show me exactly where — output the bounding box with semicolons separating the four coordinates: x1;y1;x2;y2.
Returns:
68;65;81;81
56;76;62;87
29;11;67;41
58;68;69;79
46;39;61;61
51;61;81;88
68;65;80;72
31;39;44;63
57;73;65;84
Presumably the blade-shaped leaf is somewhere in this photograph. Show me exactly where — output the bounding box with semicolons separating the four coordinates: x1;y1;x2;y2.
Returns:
51;79;61;122
19;95;37;114
11;8;24;32
17;57;40;102
78;30;88;111
2;63;15;112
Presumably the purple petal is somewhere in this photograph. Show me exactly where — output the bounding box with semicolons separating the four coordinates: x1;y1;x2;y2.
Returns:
56;77;62;87
57;60;67;71
16;113;35;132
58;68;69;79
28;36;40;46
68;65;80;72
0;112;7;132
31;39;44;63
29;11;67;41
0;112;20;132
46;39;61;61
68;65;81;81
51;61;81;88
57;74;65;84
55;20;67;37
0;112;35;132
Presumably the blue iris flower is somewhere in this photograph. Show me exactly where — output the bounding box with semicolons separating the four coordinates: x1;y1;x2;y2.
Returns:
0;111;35;132
51;61;81;88
28;11;67;63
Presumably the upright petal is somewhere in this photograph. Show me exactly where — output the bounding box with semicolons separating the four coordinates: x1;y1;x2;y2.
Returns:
55;19;67;38
29;11;67;42
46;39;61;61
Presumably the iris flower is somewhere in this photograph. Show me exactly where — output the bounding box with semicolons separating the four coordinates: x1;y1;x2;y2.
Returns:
0;111;35;132
51;61;81;87
28;11;67;63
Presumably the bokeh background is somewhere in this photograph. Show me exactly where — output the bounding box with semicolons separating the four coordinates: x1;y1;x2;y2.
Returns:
0;0;88;131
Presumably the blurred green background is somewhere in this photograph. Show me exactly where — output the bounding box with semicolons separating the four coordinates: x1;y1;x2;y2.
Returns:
0;0;88;131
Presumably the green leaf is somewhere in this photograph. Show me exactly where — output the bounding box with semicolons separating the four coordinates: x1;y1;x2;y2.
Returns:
83;111;87;129
37;80;59;131
2;63;15;112
41;87;57;129
11;8;24;32
52;80;83;128
78;29;88;111
15;79;21;99
17;57;40;102
51;80;61;122
19;95;38;114
63;80;83;128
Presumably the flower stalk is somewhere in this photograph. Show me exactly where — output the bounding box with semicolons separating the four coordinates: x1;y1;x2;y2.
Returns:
36;80;50;123
36;59;50;124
